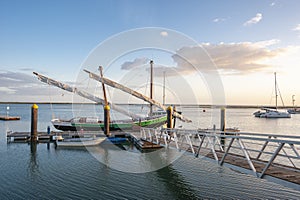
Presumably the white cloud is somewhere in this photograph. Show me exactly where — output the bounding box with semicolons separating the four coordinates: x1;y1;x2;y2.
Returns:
255;39;280;47
270;2;275;6
160;31;168;37
213;18;225;23
293;24;300;31
119;40;290;76
171;40;286;75
0;71;74;102
243;13;263;26
121;57;149;70
0;87;16;94
292;24;300;37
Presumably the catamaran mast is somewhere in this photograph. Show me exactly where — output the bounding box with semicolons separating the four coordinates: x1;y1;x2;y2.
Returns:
163;71;166;105
275;72;278;110
150;60;154;115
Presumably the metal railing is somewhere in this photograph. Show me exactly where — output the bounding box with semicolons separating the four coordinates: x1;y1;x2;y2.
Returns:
140;127;300;178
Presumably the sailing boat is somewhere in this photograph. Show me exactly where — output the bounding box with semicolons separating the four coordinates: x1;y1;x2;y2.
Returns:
287;95;300;114
34;61;171;132
253;72;291;118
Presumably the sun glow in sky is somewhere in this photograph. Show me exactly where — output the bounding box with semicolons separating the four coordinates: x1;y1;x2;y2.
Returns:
1;0;300;106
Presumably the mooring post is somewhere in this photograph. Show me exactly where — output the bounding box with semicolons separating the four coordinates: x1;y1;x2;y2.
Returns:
173;105;177;128
104;105;110;136
220;107;226;150
167;106;173;129
31;104;38;142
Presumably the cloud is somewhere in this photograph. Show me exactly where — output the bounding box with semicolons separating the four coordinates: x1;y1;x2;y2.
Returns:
171;40;286;75
0;87;16;94
160;31;168;37
0;71;73;102
270;2;275;6
213;18;226;23
119;40;288;76
292;24;300;37
293;24;300;31
121;57;150;70
243;13;263;26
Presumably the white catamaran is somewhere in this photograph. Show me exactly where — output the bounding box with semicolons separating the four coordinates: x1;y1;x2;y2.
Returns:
253;72;291;118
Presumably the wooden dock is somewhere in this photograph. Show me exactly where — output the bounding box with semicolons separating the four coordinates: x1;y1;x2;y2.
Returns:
129;132;163;150
0;115;21;121
194;148;300;185
6;131;108;142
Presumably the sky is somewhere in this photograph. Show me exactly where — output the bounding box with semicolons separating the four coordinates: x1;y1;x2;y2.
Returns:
1;0;300;106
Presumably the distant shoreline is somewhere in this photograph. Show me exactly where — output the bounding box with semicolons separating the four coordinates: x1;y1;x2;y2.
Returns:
0;102;298;109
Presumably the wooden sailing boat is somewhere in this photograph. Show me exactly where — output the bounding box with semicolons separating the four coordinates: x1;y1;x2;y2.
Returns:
34;61;176;132
253;72;291;118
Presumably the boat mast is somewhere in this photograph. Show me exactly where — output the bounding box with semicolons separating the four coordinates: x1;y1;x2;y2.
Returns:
163;71;166;105
274;72;278;110
150;60;154;115
99;66;108;106
84;69;192;122
292;95;295;108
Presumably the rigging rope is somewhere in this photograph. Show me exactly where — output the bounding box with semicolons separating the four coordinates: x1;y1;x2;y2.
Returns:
276;82;285;107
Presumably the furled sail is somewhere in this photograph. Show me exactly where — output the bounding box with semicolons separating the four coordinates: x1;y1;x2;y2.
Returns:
33;72;140;119
83;69;192;123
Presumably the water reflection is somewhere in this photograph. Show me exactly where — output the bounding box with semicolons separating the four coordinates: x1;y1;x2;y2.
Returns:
87;141;184;173
29;141;39;174
156;165;199;199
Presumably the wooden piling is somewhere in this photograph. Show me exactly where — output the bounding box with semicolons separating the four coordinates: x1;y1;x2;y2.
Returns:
31;104;38;142
167;106;173;129
220;107;226;149
104;105;110;136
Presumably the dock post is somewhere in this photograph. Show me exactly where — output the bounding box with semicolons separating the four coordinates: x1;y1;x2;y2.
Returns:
31;104;38;142
167;106;173;129
104;105;110;136
220;107;226;150
173;105;177;128
47;126;50;134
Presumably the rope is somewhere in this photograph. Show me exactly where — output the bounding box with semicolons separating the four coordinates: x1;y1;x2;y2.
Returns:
276;82;285;107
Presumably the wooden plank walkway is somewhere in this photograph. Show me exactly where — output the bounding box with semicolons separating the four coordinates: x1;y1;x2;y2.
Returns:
206;150;300;185
180;145;300;185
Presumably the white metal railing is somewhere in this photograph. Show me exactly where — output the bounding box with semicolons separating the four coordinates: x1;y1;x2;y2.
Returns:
140;127;300;178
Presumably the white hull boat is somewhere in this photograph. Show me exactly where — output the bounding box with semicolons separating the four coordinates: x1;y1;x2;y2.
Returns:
253;73;291;119
258;109;291;118
56;136;106;147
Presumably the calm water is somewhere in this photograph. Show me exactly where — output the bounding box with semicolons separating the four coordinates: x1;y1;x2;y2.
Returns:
1;103;300;199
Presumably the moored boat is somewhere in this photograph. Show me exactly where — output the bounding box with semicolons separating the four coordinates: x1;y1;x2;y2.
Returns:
51;114;167;132
55;136;106;147
258;109;291;118
287;95;300;114
253;73;291;119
